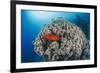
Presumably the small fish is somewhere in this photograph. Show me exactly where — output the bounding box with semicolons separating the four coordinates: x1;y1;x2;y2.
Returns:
42;34;60;41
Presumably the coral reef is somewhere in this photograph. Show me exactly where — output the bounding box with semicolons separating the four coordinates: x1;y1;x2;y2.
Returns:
33;18;90;61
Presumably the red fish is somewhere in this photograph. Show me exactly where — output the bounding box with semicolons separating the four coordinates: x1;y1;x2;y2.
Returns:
42;34;60;41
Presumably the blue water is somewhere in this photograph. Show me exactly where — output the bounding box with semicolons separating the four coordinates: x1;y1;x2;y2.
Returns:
21;10;90;63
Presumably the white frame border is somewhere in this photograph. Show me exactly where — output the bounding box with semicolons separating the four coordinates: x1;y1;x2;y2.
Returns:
16;4;95;69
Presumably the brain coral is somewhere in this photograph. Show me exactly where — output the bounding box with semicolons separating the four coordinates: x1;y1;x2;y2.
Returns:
33;18;90;61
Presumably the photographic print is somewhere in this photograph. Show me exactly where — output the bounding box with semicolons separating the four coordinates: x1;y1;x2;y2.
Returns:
21;10;90;62
11;1;97;72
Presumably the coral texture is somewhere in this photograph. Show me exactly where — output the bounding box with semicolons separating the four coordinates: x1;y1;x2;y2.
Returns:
33;18;90;61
